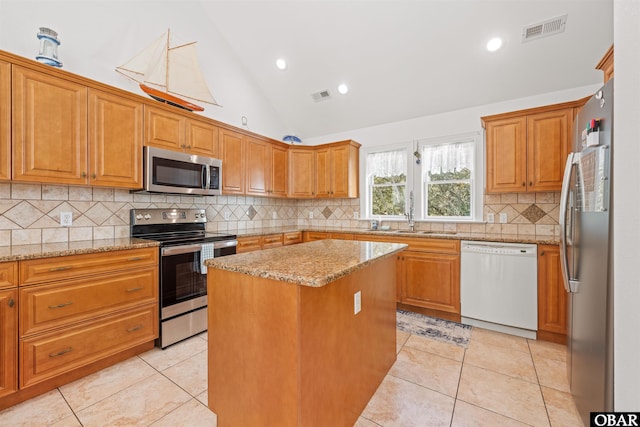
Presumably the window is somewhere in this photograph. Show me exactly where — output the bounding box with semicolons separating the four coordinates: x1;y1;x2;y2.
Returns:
363;146;410;218
361;133;483;222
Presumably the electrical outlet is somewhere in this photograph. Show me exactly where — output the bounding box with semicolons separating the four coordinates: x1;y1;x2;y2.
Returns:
309;211;314;219
272;211;277;220
60;212;73;227
487;213;494;223
353;212;359;219
499;213;507;223
354;291;361;315
224;210;230;221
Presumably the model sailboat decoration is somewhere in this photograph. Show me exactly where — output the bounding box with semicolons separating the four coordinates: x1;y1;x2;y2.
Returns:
116;29;220;112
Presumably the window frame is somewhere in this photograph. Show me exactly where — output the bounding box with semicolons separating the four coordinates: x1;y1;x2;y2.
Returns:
360;133;484;222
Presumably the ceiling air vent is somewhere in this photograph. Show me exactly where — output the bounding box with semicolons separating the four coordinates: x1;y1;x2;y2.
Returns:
311;89;331;102
522;14;568;43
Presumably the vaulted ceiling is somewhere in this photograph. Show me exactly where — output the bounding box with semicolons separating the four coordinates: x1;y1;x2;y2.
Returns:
200;1;612;139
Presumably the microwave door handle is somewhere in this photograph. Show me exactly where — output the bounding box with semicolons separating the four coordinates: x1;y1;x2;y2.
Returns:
203;165;210;190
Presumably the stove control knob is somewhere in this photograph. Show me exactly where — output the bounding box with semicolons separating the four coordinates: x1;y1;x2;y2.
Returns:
136;214;143;220
194;213;200;218
144;214;151;220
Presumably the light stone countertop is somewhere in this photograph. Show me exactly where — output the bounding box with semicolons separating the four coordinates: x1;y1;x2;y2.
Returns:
228;226;559;245
206;239;407;287
0;238;160;262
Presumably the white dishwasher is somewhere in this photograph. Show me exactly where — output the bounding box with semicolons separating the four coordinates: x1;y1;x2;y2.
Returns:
460;241;538;339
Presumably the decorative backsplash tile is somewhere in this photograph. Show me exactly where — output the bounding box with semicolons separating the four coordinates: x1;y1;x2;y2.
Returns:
0;181;561;246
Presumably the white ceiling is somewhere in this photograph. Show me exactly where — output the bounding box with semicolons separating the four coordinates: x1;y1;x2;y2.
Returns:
200;0;613;139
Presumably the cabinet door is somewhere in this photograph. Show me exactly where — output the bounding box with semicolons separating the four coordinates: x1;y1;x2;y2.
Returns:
401;251;460;314
0;60;9;181
12;66;88;184
270;144;288;197
144;106;186;150
88;89;143;188
485;116;527;193
315;148;331;197
245;137;269;196
288;149;315;197
187;119;219;157
0;288;17;398
220;128;245;194
526;109;571;192
330;145;351;197
538;245;567;342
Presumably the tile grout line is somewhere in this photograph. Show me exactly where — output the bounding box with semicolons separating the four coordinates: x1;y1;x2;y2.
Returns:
527;339;554;427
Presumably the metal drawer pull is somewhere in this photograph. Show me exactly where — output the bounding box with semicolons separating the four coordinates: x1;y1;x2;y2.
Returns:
127;257;143;261
126;287;143;292
48;301;73;309
49;347;73;357
49;266;72;272
127;325;143;333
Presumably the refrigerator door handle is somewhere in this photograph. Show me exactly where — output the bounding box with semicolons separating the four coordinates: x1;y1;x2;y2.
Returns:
559;153;576;293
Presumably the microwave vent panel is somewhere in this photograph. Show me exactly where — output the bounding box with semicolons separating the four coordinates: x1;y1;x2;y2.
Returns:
522;14;568;42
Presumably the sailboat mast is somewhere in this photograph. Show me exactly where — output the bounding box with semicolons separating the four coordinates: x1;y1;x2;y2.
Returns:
165;28;170;92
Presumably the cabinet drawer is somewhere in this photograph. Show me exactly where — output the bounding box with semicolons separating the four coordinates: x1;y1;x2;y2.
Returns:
20;247;158;286
355;234;459;254
20;304;157;388
0;261;17;289
237;236;262;253
330;233;354;240
20;267;158;336
262;234;284;249
304;231;330;241
283;231;302;246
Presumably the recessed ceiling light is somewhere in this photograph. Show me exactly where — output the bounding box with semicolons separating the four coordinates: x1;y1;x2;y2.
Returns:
276;58;287;70
337;84;349;95
486;37;503;52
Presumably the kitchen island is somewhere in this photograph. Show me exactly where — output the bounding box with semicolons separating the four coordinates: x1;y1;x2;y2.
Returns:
205;239;406;427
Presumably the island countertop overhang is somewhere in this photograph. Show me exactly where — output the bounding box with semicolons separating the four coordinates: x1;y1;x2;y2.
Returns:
205;239;407;287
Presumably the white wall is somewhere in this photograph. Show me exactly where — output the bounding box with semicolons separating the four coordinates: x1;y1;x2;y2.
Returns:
613;0;640;410
0;0;287;140
305;84;601;148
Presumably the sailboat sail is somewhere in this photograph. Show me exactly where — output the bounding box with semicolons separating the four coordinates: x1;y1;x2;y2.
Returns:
116;30;220;111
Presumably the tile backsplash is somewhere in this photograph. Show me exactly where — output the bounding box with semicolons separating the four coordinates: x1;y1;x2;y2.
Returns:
0;182;560;246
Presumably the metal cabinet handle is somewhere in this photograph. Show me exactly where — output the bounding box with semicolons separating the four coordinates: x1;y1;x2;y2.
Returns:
49;347;73;357
127;257;143;261
127;325;143;333
49;266;72;272
8;299;14;308
126;287;143;293
522;182;525;187
48;301;73;309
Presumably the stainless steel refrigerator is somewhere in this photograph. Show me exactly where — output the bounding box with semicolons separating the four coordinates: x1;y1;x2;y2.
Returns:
559;78;614;425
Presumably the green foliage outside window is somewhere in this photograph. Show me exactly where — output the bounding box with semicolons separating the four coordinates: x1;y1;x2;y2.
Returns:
426;168;471;217
372;174;406;216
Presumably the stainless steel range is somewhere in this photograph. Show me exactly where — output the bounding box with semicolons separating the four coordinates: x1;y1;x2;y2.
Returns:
130;208;237;348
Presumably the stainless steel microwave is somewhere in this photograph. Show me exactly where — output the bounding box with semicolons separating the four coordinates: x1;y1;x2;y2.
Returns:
142;146;222;196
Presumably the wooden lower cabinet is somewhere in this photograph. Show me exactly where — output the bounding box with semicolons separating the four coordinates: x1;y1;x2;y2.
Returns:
302;231;354;242
283;231;302;246
0;262;18;399
537;244;568;344
236;233;285;253
0;247;158;409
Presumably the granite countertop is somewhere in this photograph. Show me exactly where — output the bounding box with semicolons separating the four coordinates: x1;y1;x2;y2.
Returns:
228;226;559;245
206;239;407;287
0;238;160;262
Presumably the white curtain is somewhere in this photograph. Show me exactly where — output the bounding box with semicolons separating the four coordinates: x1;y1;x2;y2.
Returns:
367;149;407;178
422;142;473;176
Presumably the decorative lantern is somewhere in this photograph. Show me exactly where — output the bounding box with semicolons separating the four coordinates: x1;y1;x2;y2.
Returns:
36;27;62;67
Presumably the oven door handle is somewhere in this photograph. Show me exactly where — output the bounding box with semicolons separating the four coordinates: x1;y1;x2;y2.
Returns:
161;240;238;257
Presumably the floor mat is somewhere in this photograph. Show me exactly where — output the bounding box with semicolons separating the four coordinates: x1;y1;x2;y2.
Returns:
396;309;472;348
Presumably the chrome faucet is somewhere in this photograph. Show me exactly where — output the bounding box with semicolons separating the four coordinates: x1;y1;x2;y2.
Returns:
405;190;415;231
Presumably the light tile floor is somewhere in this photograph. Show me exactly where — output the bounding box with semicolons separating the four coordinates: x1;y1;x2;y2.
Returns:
0;327;583;426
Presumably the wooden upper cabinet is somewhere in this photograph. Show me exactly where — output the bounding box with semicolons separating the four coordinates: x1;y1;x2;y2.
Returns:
330;142;359;198
270;143;288;197
144;106;186;150
245;137;269;196
526;109;571;192
0;60;9;181
485;116;527;193
315;147;331;197
483;103;575;193
187;119;219;158
12;66;88;185
288;148;316;198
596;45;613;83
220;128;245;194
88;89;143;188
